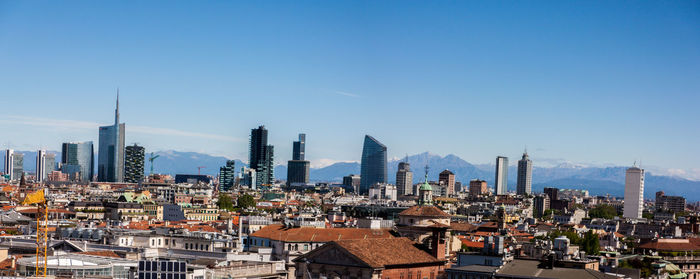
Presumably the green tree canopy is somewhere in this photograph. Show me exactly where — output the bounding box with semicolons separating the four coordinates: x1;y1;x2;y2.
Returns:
237;194;256;209
216;193;234;211
588;204;618;219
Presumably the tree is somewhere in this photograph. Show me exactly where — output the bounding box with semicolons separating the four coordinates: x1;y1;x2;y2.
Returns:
588;204;618;219
216;193;234;211
581;230;600;255
237;194;256;209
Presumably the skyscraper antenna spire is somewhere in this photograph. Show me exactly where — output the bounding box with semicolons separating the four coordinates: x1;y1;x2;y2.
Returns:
115;88;120;125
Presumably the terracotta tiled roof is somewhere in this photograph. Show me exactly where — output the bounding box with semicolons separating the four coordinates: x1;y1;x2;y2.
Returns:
17;208;74;214
460;239;484;248
76;251;121;258
399;205;450;217
251;224;393;243
333;237;443;268
638;238;700;251
450;222;477;232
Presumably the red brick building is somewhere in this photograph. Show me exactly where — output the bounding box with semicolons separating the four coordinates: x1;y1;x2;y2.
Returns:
294;237;445;279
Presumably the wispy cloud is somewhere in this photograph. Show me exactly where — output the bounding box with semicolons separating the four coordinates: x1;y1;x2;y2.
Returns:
311;158;358;168
335;91;360;98
0;115;243;142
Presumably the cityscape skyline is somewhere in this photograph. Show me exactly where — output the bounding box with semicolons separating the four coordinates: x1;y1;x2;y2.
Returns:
0;1;698;179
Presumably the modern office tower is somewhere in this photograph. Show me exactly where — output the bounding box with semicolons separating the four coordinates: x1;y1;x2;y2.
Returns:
287;133;310;186
469;179;488;197
396;162;413;196
44;153;55;179
517;151;533;195
61;141;94;182
544;187;559;201
533;195;550;218
249;126;274;188
495;156;508;195
98;94;125;182
219;160;236;191
287;160;310;186
343;174;361;193
124;144;145;183
439;169;456;196
369;183;398;201
360;135;387;194
623;166;645;219
4;149;23;181
292;133;305;160
655;191;686;213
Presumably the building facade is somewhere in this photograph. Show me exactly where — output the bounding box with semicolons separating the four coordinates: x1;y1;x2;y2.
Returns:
292;133;305;160
342;175;361;193
439;169;456;196
495;156;508;195
469;179;487;198
61;141;94;182
249;126;274;188
98;95;125;182
124;144;145;183
396;162;413;196
516;151;532;195
655;191;685;213
360;135;387;194
623;166;645;219
3;149;23;181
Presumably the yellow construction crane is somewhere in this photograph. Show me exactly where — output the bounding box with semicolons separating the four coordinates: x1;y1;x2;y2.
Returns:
22;189;48;277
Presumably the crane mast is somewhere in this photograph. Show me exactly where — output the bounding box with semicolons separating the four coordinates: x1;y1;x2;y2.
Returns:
22;189;48;277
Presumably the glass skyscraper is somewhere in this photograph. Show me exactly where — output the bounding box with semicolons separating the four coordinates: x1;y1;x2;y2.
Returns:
219;160;236;191
360;135;387;194
98;94;125;182
61;141;94;182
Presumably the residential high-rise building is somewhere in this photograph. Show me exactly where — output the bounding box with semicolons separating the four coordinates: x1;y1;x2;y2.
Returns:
61;141;94;182
544;187;559;201
360;135;387;194
533;195;550;218
36;150;49;182
287;133;310;186
219;160;235;191
124;144;145;183
4;149;24;181
655;191;686;213
98;94;125;182
495;156;508;195
342;174;361;193
396;162;413;196
517;151;532;195
292;133;305;160
240;167;257;189
469;179;487;197
249;126;274;188
439;169;455;196
623;166;645;219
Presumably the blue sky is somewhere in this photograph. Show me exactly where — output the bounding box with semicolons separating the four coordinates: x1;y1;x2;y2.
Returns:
0;1;698;178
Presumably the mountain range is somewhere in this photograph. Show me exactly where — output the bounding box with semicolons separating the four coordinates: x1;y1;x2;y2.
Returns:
3;150;699;201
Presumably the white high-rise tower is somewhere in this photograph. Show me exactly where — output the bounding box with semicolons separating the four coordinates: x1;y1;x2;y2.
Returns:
36;150;46;183
623;166;645;219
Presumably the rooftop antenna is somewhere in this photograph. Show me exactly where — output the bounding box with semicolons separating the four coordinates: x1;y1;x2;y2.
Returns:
115;88;120;125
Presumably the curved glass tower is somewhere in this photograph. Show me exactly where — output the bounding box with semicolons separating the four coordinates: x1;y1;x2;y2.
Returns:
360;135;387;194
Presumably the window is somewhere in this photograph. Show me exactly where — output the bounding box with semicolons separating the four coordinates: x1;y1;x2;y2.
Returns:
304;244;309;250
165;239;169;245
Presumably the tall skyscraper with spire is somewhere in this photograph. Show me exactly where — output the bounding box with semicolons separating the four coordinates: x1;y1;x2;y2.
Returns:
97;93;126;182
517;151;532;195
360;135;387;194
